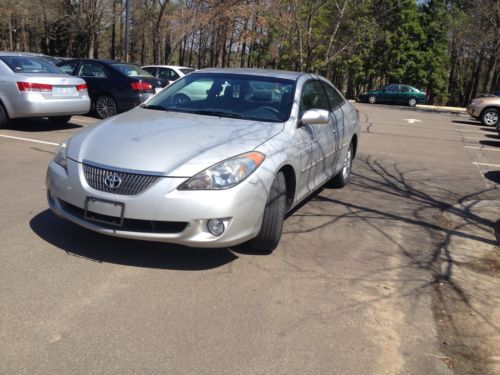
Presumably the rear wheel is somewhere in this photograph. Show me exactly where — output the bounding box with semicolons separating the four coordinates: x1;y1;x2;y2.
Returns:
368;95;377;104
246;172;286;254
408;97;417;107
95;95;117;119
0;104;8;128
481;108;499;127
48;115;71;125
330;142;353;188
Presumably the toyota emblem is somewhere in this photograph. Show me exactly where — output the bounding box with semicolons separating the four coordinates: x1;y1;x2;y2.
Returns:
104;174;122;189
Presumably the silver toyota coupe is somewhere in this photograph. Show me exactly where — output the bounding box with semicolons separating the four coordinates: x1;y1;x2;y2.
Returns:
46;69;359;253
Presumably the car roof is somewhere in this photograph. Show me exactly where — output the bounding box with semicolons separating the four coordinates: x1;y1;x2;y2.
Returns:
193;68;306;80
142;65;193;69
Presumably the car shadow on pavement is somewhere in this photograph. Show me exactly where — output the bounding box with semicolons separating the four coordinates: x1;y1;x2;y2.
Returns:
484;171;500;184
30;210;238;270
479;140;500;147
452;120;482;126
7;118;83;131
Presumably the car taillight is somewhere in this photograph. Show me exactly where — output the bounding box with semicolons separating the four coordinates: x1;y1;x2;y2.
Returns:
17;82;52;92
131;81;153;91
76;84;88;91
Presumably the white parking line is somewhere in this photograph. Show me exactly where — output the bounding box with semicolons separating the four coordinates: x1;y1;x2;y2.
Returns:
0;134;58;146
472;162;500;168
465;146;500;152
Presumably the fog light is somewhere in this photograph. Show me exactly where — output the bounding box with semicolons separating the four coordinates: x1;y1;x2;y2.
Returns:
207;219;225;236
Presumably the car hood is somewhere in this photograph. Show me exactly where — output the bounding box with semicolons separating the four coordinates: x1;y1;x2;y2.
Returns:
68;107;284;177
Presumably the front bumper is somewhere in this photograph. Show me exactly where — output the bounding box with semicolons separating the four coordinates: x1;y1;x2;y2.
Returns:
467;105;481;117
46;159;271;248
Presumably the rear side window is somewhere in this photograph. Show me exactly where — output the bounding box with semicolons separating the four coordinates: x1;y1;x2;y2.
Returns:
142;67;157;76
158;68;180;81
59;62;78;75
78;62;110;78
112;63;153;78
322;82;345;109
300;80;329;113
0;56;63;74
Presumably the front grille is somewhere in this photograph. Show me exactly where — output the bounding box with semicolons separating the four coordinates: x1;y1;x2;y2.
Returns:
59;200;188;234
83;163;160;195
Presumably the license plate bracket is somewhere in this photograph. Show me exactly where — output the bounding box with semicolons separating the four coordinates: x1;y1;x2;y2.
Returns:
84;197;124;227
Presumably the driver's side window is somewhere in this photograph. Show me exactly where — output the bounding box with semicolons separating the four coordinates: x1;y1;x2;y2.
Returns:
300;80;329;113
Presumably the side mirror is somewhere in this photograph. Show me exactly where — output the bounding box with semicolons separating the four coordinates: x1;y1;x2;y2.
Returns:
300;109;330;125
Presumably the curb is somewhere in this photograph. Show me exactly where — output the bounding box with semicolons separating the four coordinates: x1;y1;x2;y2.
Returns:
350;100;467;115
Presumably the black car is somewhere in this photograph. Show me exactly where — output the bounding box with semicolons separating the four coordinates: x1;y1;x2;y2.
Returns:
57;59;167;118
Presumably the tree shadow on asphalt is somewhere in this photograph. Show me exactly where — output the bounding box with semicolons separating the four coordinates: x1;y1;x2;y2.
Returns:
285;155;499;372
30;210;237;270
6;118;83;131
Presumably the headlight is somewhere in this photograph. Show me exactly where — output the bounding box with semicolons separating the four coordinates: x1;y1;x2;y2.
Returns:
178;151;266;190
53;140;69;170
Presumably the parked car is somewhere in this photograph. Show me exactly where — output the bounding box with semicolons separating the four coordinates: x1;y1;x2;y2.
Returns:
467;96;500;127
142;65;196;86
57;59;167;119
46;68;360;253
358;84;428;107
0;53;90;128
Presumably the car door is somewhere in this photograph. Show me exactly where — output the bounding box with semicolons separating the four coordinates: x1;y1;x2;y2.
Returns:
77;61;111;103
320;81;344;176
295;80;336;196
379;84;399;103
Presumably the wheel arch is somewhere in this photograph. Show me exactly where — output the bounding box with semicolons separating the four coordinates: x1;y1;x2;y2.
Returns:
278;164;297;211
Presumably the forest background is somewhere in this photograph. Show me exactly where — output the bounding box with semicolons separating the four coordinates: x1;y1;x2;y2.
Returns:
0;0;498;105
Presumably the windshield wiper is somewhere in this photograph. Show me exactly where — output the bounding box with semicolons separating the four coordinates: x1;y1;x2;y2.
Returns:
141;104;169;111
193;110;243;119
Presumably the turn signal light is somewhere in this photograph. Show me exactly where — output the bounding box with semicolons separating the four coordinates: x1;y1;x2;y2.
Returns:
131;81;153;91
17;82;52;92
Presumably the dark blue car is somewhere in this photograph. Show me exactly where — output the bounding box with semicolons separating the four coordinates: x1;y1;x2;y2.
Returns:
57;59;167;118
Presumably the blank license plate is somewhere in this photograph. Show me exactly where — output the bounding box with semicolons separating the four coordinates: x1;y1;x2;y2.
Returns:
52;86;77;96
84;197;124;227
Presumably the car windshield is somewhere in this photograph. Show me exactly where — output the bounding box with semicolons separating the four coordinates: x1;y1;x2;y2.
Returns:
0;56;63;74
144;73;296;123
112;63;153;78
180;68;195;75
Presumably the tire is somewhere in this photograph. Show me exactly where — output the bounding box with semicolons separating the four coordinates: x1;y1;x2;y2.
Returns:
481;108;499;127
95;95;117;119
408;97;417;107
48;115;71;124
331;141;354;188
0;103;9;128
368;95;377;104
246;172;286;254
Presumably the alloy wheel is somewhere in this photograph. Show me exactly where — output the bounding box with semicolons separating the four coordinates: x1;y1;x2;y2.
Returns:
484;111;499;126
96;96;117;118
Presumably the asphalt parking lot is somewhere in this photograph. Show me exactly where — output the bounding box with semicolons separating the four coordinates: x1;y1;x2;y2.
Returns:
1;104;499;374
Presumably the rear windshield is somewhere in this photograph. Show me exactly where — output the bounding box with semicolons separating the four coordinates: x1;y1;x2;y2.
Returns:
112;63;153;78
0;56;63;74
180;68;195;75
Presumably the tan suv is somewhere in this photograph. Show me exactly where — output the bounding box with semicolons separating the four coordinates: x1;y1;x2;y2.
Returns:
467;96;500;127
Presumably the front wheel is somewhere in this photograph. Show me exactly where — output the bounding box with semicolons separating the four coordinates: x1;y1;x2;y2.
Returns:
246;172;286;254
330;142;353;188
481;108;499;127
48;115;71;125
95;95;117;119
368;95;377;104
408;97;417;107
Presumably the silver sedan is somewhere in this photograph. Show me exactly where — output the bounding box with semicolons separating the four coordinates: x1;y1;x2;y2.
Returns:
46;69;359;253
0;53;90;127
